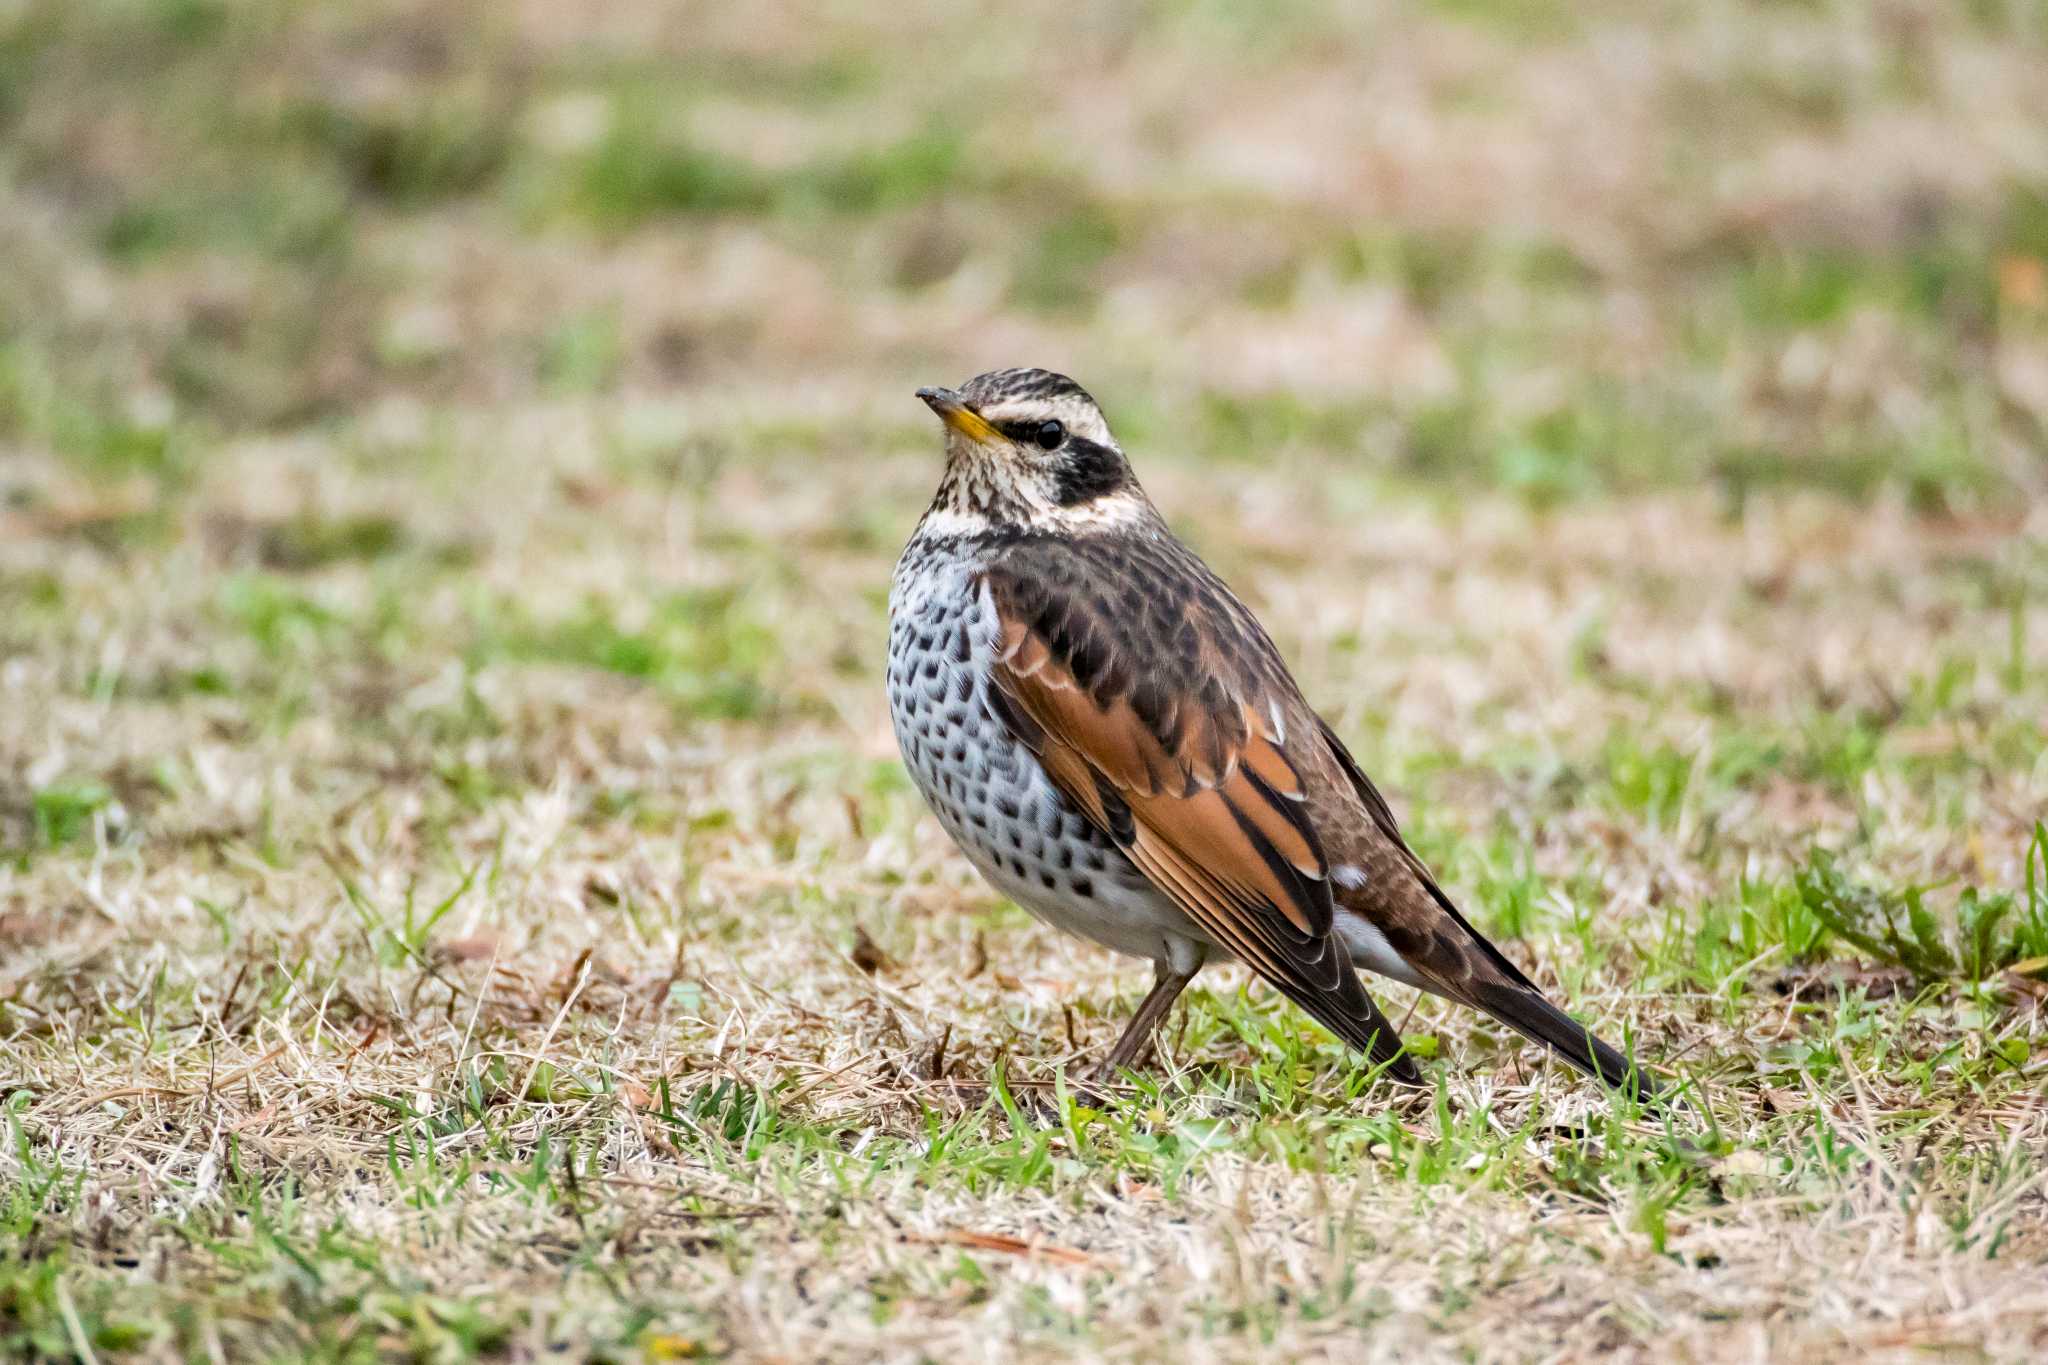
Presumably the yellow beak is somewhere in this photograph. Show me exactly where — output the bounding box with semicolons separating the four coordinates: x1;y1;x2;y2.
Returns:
916;386;1002;444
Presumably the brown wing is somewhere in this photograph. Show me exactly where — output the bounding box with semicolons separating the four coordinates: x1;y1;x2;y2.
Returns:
981;556;1418;1082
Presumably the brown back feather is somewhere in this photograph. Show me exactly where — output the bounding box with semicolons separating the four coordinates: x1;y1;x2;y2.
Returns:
979;533;1417;1079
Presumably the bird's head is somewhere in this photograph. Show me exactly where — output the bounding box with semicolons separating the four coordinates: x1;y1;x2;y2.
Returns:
914;368;1144;534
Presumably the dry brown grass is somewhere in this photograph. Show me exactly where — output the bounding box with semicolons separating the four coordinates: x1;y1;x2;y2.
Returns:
4;1;2048;1360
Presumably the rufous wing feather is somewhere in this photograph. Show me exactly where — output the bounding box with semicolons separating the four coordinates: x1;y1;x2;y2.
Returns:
986;578;1418;1081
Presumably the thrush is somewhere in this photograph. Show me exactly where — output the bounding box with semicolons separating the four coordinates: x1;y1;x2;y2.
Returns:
887;367;1655;1099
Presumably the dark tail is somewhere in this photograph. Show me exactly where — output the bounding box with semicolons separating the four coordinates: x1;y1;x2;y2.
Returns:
1309;716;1664;1104
1398;853;1663;1104
1466;977;1658;1104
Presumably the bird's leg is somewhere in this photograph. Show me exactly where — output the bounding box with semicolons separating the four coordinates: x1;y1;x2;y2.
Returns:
1092;961;1195;1082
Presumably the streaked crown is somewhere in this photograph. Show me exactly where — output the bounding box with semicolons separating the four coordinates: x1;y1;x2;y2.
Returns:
913;367;1142;532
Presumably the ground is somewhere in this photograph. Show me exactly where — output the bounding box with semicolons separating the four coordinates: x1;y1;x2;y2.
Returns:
3;1;2048;1360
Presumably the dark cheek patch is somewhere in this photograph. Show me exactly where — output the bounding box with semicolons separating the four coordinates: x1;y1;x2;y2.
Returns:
1051;437;1131;507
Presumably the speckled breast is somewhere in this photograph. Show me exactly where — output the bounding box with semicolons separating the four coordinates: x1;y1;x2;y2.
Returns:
885;531;1183;962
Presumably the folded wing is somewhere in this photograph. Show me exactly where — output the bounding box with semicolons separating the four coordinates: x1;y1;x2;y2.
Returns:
982;567;1418;1083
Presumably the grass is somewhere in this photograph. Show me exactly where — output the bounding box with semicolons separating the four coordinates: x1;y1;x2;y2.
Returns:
2;0;2048;1360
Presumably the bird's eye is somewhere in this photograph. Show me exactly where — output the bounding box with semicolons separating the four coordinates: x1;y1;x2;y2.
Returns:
1034;420;1066;450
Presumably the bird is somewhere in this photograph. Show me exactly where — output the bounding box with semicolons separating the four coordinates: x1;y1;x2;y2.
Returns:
886;367;1655;1100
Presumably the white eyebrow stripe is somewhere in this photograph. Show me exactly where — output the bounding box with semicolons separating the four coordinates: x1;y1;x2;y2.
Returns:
980;408;1114;449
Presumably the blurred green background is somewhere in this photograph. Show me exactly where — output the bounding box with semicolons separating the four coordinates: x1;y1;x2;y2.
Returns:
5;0;2046;512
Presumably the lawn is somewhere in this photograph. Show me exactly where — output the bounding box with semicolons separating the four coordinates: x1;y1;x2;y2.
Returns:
3;1;2047;1359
